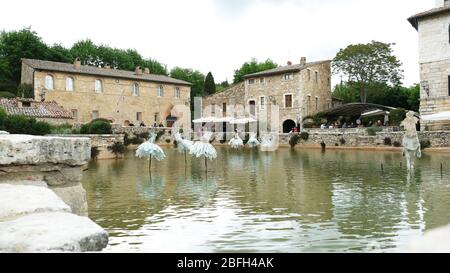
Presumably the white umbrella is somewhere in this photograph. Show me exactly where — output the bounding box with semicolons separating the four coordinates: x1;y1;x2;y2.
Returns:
192;117;216;123
421;111;450;121
230;118;257;124
215;117;235;123
361;109;390;117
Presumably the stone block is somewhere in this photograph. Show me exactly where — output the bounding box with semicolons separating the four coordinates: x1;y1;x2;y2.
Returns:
0;212;108;252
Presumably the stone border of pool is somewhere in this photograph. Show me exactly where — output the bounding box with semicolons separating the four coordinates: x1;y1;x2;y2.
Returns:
0;134;109;253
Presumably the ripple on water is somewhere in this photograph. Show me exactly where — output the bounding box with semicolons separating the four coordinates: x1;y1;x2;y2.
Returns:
82;148;450;252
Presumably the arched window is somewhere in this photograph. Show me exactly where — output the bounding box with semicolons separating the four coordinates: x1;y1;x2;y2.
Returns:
66;77;74;91
45;75;54;90
95;79;102;93
131;82;139;96
157;85;164;97
174;87;180;98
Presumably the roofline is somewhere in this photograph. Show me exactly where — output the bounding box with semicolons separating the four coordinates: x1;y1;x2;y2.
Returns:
243;60;332;79
202;82;245;98
21;58;192;86
408;6;450;30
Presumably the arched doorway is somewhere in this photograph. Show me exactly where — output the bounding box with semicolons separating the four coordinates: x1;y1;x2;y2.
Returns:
282;119;296;133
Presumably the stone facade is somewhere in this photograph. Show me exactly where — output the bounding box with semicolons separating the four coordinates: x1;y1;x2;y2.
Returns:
276;129;450;149
409;3;450;130
51;134;125;160
201;59;332;133
0;134;108;252
21;59;192;129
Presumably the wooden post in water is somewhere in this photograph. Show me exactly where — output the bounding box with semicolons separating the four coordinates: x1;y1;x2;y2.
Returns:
442;163;444;179
381;163;384;175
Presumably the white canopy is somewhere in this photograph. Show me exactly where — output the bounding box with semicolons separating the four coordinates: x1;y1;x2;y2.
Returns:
230;118;258;124
421;111;450;121
361;109;390;118
192;117;217;123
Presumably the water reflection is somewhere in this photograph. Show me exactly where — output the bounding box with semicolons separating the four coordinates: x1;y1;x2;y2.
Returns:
81;148;450;252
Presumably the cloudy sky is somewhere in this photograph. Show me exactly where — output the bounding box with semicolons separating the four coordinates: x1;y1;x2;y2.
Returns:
1;0;436;86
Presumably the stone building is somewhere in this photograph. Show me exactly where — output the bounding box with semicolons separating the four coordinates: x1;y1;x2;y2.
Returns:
202;58;332;133
0;98;73;125
20;58;192;128
408;0;450;130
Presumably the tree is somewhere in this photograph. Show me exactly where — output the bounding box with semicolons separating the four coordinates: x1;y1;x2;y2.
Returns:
233;58;278;83
333;41;404;103
204;72;216;95
170;67;205;110
0;28;49;91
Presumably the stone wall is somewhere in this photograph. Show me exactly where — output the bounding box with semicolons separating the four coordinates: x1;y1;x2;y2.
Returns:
27;66;191;129
417;10;450;130
278;129;450;148
50;134;125;159
0;134;108;252
201;60;332;133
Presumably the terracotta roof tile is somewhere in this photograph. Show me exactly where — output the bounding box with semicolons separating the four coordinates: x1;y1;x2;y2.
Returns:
22;59;192;86
408;5;450;30
0;98;73;119
243;60;331;78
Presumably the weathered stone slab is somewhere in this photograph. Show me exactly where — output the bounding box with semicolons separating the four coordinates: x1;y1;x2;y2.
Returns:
0;135;91;166
0;212;108;252
0;184;71;220
406;224;450;252
52;183;88;216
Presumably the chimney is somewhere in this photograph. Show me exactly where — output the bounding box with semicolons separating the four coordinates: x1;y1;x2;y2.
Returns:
105;63;111;69
300;57;307;66
74;57;81;69
135;66;142;75
287;61;292;66
144;67;150;74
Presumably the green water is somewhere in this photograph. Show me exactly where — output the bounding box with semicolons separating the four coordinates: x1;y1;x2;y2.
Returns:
81;148;450;252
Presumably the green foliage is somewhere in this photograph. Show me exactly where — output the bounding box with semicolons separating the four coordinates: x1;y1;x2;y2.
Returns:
289;134;301;148
0;28;168;93
300;132;309;141
108;142;126;158
80;120;112;134
420;139;431;149
384;137;392;146
70;40;168;75
367;126;383;136
393;141;402;147
204;72;216;95
332;82;419;111
170;67;205;110
91;147;100;160
17;83;34;99
0;113;51;135
155;130;165;142
0;91;15;98
0;28;50;91
88;120;112;134
333;41;404;103
50;123;73;134
389;108;406;126
233;58;278;83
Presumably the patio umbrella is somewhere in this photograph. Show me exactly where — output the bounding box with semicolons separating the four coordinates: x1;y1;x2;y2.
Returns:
230;118;257;124
192;117;217;123
421;111;450;121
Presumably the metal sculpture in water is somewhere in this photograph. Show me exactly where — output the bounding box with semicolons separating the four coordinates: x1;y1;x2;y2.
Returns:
247;132;260;148
260;132;278;152
174;131;193;165
401;111;421;174
190;131;217;173
228;130;244;149
136;133;166;172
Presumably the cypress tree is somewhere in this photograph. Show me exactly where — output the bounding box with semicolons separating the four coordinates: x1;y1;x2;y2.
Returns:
204;72;216;95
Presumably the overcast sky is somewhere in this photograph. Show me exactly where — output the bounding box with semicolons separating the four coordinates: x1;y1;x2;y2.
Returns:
1;0;436;87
